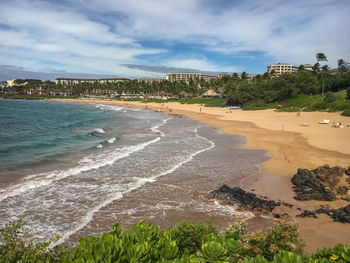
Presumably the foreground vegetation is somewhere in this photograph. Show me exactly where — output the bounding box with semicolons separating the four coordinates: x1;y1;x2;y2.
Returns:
1;220;349;262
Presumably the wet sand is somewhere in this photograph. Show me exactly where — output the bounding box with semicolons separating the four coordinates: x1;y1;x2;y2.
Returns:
51;98;350;252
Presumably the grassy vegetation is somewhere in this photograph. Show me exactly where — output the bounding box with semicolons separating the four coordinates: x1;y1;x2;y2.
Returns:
1;219;349;262
244;91;350;116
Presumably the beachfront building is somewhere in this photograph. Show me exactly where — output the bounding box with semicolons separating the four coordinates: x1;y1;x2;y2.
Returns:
200;89;221;98
218;72;229;78
302;64;313;71
267;63;298;76
166;73;217;83
137;77;166;83
55;78;130;86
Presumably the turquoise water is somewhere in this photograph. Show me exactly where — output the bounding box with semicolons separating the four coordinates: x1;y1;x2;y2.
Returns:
0;99;269;244
0;99;124;174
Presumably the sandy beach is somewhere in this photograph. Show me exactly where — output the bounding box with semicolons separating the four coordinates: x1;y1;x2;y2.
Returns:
51;98;350;252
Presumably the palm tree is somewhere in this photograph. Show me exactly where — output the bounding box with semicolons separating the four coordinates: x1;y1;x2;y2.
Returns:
337;59;349;74
316;53;327;64
321;65;330;96
312;62;320;74
240;71;248;81
316;53;328;96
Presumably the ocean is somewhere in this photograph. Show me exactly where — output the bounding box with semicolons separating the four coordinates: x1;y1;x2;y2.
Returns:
0;99;270;244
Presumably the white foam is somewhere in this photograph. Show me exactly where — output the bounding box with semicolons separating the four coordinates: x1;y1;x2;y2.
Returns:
54;128;215;243
107;137;116;144
96;144;103;148
55;176;155;244
96;104;123;112
55;191;124;245
0;137;161;202
93;128;105;134
150;118;171;137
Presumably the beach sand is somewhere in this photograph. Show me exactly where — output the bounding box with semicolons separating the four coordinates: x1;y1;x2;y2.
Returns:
51;98;350;252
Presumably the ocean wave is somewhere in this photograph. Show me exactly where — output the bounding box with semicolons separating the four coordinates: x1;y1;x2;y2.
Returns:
54;128;214;243
55;177;155;244
93;128;105;134
150;118;171;137
96;144;103;148
95;104;124;112
0;137;161;203
107;137;116;144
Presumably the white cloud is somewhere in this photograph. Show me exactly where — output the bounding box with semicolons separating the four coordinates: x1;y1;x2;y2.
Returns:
0;0;349;77
85;0;350;67
0;0;167;76
165;58;240;73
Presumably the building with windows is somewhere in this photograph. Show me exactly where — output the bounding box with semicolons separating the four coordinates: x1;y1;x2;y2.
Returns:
267;63;298;76
55;78;130;86
137;77;166;83
166;73;217;83
302;64;313;71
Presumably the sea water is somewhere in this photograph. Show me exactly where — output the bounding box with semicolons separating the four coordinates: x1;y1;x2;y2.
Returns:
0;99;269;244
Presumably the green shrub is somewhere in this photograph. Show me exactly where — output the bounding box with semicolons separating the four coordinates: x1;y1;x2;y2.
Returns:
341;108;350;116
323;92;337;103
309;101;327;111
0;219;348;262
347;87;350;99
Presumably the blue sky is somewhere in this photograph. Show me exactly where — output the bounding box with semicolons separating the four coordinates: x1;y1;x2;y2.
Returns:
0;0;349;80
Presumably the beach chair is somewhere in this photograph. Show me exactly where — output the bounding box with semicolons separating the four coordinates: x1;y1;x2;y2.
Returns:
319;119;330;124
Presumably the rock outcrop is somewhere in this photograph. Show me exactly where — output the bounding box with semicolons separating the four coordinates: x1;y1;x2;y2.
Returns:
291;165;349;201
296;210;318;218
315;204;350;223
208;185;279;212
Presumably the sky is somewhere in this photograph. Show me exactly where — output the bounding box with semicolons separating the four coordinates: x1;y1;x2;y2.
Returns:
0;0;349;80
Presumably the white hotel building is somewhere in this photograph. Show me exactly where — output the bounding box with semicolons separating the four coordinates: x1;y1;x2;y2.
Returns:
55;78;130;86
166;73;217;83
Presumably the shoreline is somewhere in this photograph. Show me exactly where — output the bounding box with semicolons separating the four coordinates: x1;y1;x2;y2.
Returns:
50;98;350;252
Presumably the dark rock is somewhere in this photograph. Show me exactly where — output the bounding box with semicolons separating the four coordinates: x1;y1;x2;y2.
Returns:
346;177;350;184
273;213;289;219
290;165;345;201
337;186;349;195
296;210;318;218
315;204;350;223
208;185;279;212
282;202;293;208
297;208;302;211
341;196;350;202
345;166;350;176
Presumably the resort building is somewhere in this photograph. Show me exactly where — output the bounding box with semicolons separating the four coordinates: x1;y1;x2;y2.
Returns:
200;89;221;98
166;73;217;83
302;64;313;71
55;78;130;86
267;63;298;76
137;77;166;84
218;73;229;78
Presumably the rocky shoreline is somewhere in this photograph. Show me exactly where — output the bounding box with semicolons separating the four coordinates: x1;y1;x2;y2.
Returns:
209;165;350;224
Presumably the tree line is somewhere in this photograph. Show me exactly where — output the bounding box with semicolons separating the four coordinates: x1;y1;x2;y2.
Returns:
3;54;350;107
